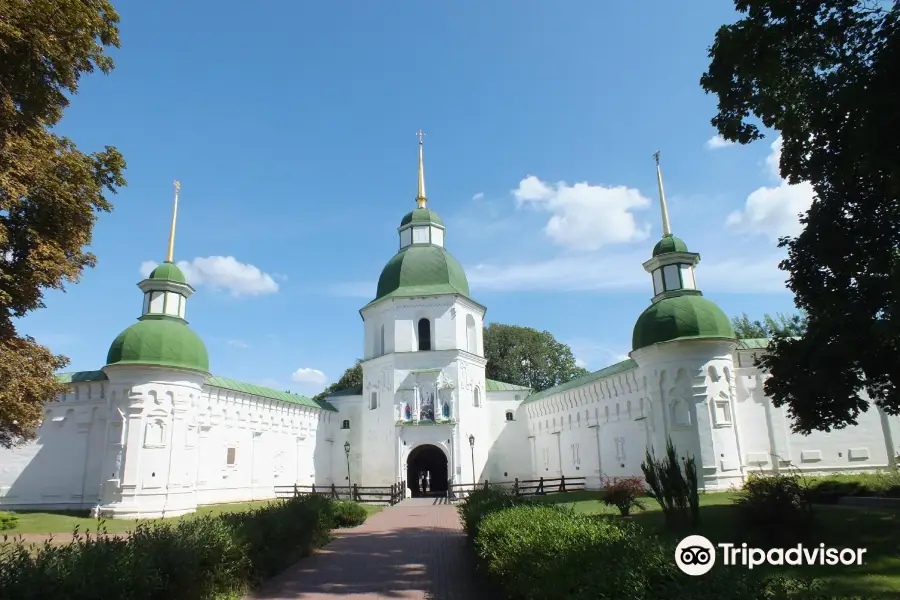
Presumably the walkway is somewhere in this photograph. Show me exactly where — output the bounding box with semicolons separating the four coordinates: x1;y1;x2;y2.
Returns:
248;498;489;600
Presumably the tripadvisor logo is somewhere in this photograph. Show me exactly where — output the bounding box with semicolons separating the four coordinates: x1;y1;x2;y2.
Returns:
675;535;867;576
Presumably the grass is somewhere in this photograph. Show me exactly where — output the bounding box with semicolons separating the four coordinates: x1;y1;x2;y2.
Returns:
2;499;383;537
536;490;900;596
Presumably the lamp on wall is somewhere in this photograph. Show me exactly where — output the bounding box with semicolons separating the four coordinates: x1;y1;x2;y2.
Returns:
468;434;476;486
344;441;351;497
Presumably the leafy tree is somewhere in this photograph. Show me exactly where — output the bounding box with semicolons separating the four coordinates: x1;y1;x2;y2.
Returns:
313;360;363;402
731;312;808;339
483;323;589;392
0;0;126;447
701;0;900;434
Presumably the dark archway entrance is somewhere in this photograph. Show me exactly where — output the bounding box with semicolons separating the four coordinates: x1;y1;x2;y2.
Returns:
406;444;448;497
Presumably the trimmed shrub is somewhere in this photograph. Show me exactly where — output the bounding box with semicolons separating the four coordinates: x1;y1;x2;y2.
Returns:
804;471;900;503
734;472;814;546
0;512;18;531
600;476;645;516
0;494;355;600
470;503;821;600
641;437;700;529
329;500;368;528
457;485;532;539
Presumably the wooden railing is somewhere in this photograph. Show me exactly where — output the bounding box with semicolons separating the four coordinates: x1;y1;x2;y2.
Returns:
447;475;586;499
274;480;407;505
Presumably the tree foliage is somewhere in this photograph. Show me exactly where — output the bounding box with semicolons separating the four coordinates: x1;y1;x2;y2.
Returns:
312;360;363;403
0;0;126;447
701;0;900;434
483;323;589;392
731;311;808;339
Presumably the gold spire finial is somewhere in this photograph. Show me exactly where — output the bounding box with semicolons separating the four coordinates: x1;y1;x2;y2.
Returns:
166;180;180;262
653;151;672;237
416;130;427;209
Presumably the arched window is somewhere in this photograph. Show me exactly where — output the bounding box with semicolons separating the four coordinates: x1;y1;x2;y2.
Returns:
341;419;350;429
370;392;378;410
417;318;431;351
380;324;385;355
473;387;481;407
465;314;477;353
505;410;514;421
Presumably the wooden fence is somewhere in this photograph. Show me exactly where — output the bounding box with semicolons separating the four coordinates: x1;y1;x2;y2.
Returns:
274;480;407;505
447;475;586;499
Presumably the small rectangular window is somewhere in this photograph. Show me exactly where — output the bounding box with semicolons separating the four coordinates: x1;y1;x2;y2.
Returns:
226;447;236;465
663;264;680;291
652;269;664;295
370;392;378;410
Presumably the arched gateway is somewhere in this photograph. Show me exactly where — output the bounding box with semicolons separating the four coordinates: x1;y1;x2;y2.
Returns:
406;444;449;497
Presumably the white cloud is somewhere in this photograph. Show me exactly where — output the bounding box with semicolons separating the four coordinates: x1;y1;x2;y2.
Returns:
140;256;280;297
568;338;631;370
706;135;733;150
226;339;248;348
512;176;651;251
472;192;484;200
291;367;327;386
726;137;814;241
468;252;789;294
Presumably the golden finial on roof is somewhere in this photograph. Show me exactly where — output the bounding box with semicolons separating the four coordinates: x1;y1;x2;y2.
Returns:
166;180;181;262
416;130;427;209
653;151;672;237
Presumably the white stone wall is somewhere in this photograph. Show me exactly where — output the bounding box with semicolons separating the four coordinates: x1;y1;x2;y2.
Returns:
0;369;338;518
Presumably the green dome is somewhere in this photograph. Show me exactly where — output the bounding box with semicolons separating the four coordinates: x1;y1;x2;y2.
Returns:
652;235;689;257
632;294;735;351
375;245;469;301
107;315;209;373
400;207;444;227
147;261;187;284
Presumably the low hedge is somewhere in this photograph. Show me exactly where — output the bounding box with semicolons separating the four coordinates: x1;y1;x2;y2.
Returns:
458;485;533;539
467;494;874;600
0;495;367;600
0;513;18;531
804;472;900;503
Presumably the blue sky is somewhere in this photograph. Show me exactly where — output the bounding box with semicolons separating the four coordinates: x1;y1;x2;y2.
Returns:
19;0;811;396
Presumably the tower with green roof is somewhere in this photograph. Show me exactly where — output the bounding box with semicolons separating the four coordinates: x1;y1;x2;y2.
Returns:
100;180;209;519
354;132;489;492
630;153;742;491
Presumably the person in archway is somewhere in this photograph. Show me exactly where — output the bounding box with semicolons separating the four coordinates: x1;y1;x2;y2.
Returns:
421;471;428;495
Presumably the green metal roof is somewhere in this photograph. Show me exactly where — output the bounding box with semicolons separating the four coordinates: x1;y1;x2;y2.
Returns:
326;386;363;398
632;294;735;351
106;315;210;373
206;376;337;411
522;359;638;405
147;261;187;284
370;244;470;304
57;371;108;383
400;207;444;227
486;379;532;392
736;338;769;350
652;234;689;257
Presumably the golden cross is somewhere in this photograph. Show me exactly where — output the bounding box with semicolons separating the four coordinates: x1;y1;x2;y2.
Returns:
416;130;425;144
652;151;660;165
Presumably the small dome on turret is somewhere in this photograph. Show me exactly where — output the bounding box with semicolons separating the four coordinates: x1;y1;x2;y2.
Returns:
147;261;187;284
632;295;734;351
400;207;444;227
375;245;469;301
652;234;688;257
107;316;209;373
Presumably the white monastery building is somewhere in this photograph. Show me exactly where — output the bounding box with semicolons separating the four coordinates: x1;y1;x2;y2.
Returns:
2;140;898;518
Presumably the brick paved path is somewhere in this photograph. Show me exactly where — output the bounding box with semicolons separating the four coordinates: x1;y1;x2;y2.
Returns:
248;497;490;600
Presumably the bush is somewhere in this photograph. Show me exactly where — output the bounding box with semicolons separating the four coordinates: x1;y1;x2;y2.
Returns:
0;494;345;600
600;476;645;516
734;472;814;546
329;501;368;528
471;503;828;600
457;485;532;540
0;512;18;531
804;471;900;503
641;437;700;529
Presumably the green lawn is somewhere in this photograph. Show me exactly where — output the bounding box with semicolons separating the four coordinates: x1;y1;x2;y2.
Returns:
2;499;383;537
538;491;900;597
